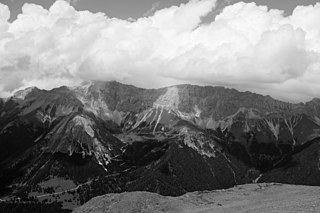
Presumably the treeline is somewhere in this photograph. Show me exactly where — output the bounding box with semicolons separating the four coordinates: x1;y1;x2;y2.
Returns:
0;202;71;213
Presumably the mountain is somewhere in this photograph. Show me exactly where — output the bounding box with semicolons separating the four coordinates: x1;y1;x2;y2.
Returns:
72;183;320;213
0;81;319;211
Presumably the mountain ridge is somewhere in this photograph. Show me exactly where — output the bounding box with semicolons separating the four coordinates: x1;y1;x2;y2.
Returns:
9;80;320;105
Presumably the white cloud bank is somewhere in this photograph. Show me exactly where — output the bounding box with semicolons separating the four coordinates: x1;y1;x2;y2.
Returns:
0;0;320;102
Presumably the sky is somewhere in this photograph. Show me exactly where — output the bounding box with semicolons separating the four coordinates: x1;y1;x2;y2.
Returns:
2;0;320;21
0;0;320;102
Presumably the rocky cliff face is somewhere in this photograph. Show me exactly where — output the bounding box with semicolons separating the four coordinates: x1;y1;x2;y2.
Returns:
0;81;319;210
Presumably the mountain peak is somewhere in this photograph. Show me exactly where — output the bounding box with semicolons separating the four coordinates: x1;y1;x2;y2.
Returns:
12;86;39;100
310;97;320;103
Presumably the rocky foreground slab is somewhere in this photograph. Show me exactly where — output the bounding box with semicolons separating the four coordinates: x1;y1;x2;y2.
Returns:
72;183;320;213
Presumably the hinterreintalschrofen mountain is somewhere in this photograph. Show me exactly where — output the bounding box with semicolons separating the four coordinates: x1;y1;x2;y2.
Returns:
0;81;320;211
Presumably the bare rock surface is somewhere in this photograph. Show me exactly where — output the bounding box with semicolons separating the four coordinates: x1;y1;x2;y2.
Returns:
73;183;320;213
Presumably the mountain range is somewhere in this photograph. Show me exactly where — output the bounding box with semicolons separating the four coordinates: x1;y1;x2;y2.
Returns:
0;81;320;211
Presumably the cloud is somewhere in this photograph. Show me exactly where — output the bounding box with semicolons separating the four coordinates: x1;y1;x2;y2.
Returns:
0;0;320;102
62;0;80;6
143;1;161;17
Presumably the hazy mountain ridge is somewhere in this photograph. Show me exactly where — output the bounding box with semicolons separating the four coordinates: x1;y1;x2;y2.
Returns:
0;81;320;210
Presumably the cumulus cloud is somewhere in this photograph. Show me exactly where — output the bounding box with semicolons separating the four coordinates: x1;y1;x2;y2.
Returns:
63;0;80;6
143;1;161;17
0;0;320;102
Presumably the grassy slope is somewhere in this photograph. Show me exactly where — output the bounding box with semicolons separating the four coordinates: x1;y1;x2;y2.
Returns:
73;183;320;213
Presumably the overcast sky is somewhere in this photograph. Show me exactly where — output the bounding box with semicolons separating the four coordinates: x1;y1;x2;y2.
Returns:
0;0;320;102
